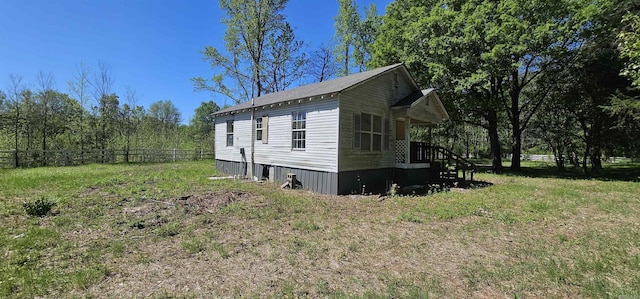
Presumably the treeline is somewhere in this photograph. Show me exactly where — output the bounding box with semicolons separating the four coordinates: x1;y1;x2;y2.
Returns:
369;0;640;172
0;63;219;160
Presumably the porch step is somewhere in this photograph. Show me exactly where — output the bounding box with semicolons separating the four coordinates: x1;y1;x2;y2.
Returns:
439;170;459;181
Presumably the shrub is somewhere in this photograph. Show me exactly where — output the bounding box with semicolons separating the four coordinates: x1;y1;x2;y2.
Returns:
23;197;56;217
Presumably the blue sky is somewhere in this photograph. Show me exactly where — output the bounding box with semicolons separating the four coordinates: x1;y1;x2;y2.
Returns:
0;0;392;123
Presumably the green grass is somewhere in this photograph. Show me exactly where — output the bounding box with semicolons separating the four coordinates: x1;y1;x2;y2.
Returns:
1;161;640;298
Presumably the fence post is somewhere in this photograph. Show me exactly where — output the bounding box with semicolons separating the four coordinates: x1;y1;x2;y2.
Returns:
200;148;203;160
173;148;176;163
14;150;19;168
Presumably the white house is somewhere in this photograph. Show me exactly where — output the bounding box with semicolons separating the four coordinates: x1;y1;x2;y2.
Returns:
213;63;455;194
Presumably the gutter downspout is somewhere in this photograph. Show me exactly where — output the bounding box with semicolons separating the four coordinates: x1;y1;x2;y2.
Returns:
249;97;255;180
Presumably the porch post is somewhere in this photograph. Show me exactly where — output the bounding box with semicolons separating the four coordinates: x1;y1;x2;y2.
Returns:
405;118;411;163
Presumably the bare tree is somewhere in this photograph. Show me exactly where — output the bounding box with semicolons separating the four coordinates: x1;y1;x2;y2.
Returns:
92;61;114;99
35;71;56;156
91;62;116;152
68;61;92;153
308;44;336;82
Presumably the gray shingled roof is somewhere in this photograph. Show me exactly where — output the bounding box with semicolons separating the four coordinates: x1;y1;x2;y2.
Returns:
214;63;405;115
391;88;436;108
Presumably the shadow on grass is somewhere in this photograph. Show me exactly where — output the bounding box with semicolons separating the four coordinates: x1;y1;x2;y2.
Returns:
500;162;640;182
396;180;493;196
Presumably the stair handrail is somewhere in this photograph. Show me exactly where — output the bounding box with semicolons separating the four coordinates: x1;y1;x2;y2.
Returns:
430;145;476;171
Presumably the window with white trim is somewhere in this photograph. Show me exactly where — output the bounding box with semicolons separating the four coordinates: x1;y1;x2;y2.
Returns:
256;117;263;140
226;120;234;147
256;115;269;143
354;113;388;151
292;111;306;149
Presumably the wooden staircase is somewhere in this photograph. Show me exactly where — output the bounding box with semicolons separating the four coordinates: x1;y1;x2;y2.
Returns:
430;146;476;182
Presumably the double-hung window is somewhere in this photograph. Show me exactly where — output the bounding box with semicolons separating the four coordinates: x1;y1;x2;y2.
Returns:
354;113;388;151
226;120;234;147
255;115;269;143
292;112;306;149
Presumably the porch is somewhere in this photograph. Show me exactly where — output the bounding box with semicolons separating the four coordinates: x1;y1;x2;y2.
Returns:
394;140;475;182
394;140;432;168
391;89;474;182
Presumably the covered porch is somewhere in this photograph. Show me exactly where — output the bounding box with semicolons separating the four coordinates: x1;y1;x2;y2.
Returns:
391;88;446;170
394;116;434;169
391;89;474;183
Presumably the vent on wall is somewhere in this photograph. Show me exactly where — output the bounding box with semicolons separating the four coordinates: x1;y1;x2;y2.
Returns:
393;72;399;90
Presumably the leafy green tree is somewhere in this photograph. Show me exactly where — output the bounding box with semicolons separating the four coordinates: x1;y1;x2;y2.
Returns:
619;3;640;87
97;93;119;151
372;0;602;171
334;0;359;76
190;100;220;150
193;0;299;103
6;75;24;166
354;4;381;71
148;100;181;145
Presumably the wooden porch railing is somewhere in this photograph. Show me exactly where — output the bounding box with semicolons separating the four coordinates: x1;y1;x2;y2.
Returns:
410;142;431;163
430;145;476;181
395;141;477;181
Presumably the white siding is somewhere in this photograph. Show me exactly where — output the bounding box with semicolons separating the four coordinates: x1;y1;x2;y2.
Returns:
214;113;252;163
338;70;416;172
215;99;339;173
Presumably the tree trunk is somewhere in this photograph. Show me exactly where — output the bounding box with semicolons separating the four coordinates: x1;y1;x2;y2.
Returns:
591;146;602;171
509;71;522;171
511;126;522;171
486;110;503;173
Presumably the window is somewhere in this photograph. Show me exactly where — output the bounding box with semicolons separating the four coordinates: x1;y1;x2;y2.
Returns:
226;120;234;147
372;115;382;151
353;114;361;148
383;118;390;150
292;112;306;149
393;72;400;91
256;116;269;143
354;113;389;152
256;117;263;140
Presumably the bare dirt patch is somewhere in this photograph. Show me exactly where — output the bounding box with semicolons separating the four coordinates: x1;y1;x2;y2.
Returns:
174;190;257;212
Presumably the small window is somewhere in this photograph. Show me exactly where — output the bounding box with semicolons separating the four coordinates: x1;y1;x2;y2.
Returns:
226;120;234;147
292;112;306;149
393;73;400;90
255;116;269;143
256;117;263;141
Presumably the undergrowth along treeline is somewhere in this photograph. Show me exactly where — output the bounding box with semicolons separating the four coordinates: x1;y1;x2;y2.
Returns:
0;66;219;160
1;161;639;298
0;148;214;169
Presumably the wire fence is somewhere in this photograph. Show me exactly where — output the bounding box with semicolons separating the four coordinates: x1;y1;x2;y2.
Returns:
0;148;214;169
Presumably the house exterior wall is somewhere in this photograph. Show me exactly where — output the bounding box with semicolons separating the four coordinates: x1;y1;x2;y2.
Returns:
216;160;339;194
213;65;441;195
252;99;339;172
214;98;340;193
337;69;416;172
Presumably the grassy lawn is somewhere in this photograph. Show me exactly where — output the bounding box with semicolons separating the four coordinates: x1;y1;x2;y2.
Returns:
1;161;639;298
